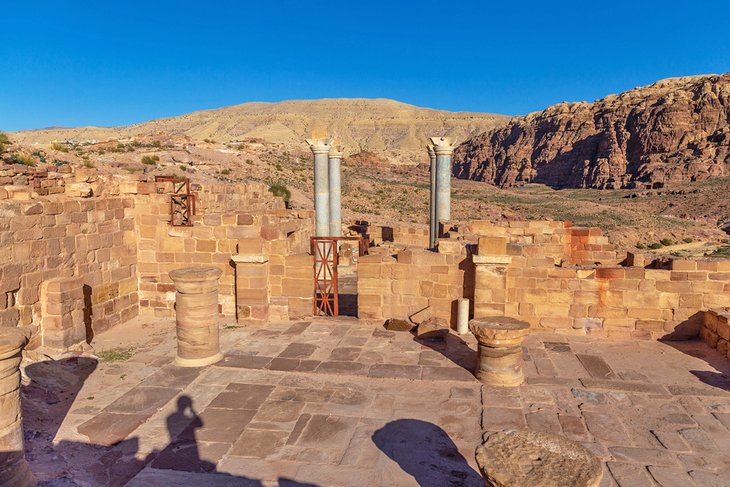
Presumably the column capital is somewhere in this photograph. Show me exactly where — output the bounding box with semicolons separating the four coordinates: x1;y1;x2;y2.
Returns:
429;136;457;155
328;145;344;159
426;145;435;158
306;138;332;154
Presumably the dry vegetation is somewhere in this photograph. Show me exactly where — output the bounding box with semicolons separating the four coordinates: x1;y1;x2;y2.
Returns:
5;128;728;257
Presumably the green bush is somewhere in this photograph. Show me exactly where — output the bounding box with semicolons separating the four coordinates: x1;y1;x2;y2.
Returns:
648;243;663;250
245;159;254;165
268;183;291;206
220;168;231;175
682;237;695;244
660;238;674;247
141;155;160;165
635;242;646;249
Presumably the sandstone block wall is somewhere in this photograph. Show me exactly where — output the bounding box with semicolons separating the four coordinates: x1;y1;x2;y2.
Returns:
0;165;70;200
358;219;730;340
358;248;471;325
0;195;138;348
367;224;430;248
701;310;730;359
130;180;314;319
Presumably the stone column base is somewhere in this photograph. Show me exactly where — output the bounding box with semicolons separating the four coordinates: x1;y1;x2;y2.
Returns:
469;316;530;387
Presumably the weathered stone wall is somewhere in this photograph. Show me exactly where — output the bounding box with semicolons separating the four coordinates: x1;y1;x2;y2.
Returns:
358;248;472;325
0;164;70;199
357;219;730;340
130;180;313;319
0;196;138;348
701;310;730;359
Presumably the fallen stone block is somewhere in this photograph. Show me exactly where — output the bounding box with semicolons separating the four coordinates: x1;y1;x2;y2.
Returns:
476;429;602;487
383;318;413;332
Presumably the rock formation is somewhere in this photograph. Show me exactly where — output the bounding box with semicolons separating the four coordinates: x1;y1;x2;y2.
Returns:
454;73;730;189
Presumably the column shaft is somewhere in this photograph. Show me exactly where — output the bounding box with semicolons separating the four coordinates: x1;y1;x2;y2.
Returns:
436;153;452;223
0;328;36;487
307;138;332;237
328;150;342;237
169;267;223;367
430;137;456;238
428;146;437;249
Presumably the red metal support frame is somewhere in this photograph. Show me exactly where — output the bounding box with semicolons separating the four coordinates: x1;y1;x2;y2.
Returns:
155;176;196;227
310;236;368;317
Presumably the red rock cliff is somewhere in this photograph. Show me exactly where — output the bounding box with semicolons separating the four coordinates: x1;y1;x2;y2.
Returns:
454;73;730;189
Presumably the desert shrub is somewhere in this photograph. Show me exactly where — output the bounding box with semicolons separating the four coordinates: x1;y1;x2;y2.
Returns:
220;168;231;175
648;243;663;250
268;182;291;205
682;237;695;243
10;152;36;166
660;238;674;247
53;159;69;166
709;246;730;257
0;132;9;152
635;242;646;249
32;151;47;163
51;142;69;152
141;155;160;165
83;161;96;168
245;159;253;165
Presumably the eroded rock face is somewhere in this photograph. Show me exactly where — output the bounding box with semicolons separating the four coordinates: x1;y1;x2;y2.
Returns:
475;430;602;487
455;73;730;189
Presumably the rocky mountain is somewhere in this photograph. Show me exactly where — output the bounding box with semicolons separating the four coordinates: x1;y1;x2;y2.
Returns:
454;73;730;189
12;99;509;164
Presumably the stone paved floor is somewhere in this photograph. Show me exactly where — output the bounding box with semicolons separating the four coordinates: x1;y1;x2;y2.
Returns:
20;316;730;486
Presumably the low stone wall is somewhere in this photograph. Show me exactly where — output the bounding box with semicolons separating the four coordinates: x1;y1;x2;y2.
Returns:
357;219;730;340
701;310;730;359
358;248;472;325
0;164;70;199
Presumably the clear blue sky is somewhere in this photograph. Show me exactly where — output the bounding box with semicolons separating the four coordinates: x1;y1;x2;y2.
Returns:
2;0;728;131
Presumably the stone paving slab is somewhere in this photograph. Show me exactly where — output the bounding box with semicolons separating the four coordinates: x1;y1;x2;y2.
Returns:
21;317;730;486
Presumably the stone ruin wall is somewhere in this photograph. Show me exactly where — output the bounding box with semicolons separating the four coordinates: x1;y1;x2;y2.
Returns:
127;180;314;320
3;159;730;352
359;220;730;340
0;162;315;352
700;309;730;360
0;193;138;350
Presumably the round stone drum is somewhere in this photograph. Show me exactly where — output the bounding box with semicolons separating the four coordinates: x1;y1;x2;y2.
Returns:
170;267;224;367
468;317;530;387
0;328;37;487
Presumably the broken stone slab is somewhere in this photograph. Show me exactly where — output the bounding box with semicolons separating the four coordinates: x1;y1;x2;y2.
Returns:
417;317;450;341
475;429;602;487
408;306;431;325
383;319;413;332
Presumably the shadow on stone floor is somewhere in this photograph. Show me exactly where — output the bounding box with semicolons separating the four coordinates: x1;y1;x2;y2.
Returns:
414;332;478;373
661;339;730;392
23;360;319;486
372;419;483;487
